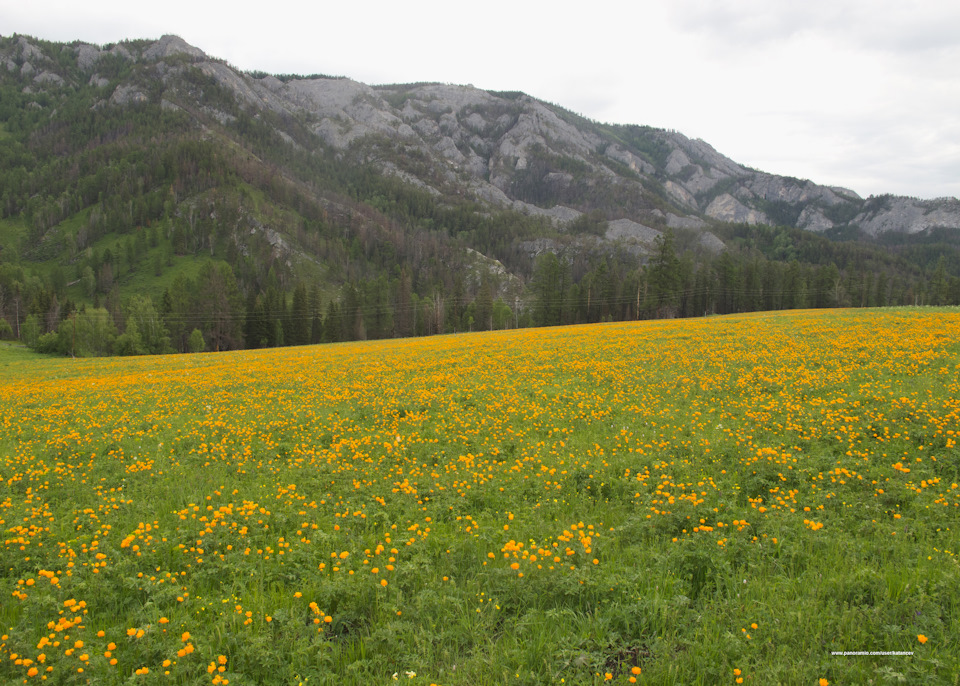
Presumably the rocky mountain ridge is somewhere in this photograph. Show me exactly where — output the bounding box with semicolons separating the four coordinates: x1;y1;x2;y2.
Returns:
7;33;957;249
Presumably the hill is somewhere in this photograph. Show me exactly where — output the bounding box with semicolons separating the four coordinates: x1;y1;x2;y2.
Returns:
1;33;959;354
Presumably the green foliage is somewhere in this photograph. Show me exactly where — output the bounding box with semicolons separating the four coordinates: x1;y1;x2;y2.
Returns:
645;231;681;317
2;310;959;683
188;327;206;353
2;34;958;362
756;199;803;227
20;314;40;348
822;200;862;225
602;124;673;169
487;90;526;101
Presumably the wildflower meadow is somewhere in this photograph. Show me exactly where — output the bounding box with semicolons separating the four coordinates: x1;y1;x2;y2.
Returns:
1;308;959;685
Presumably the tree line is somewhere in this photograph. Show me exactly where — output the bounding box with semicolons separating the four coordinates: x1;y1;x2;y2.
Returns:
3;234;958;357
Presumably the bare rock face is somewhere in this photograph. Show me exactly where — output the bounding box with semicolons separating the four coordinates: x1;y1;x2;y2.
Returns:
854;196;960;236
797;206;834;232
110;84;148;106
518;237;563;258
76;44;102;71
469;181;513;207
698;231;726;254
199;62;284;111
747;174;847;207
605;218;662;244
258;77;411;149
284;78;379;118
674;136;745;177
33;71;64;87
490;101;599;178
109;44;134;61
17;37;44;63
666;213;707;230
830;186;861;200
605;144;655;175
680;166;727;196
705;193;769;225
665;148;691;175
663;181;699;210
511;203;582;225
464;112;489;134
143;35;206;62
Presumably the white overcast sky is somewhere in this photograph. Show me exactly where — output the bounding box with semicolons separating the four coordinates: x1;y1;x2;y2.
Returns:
3;0;959;199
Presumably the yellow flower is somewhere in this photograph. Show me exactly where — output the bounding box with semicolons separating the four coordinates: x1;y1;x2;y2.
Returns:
918;634;928;644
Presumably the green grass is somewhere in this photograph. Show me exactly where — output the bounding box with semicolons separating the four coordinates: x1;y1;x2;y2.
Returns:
0;217;26;254
0;309;958;685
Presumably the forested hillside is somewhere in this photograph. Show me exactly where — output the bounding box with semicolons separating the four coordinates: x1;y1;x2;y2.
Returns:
1;34;958;356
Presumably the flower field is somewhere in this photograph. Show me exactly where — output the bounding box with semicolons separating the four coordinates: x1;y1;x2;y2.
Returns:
2;308;959;685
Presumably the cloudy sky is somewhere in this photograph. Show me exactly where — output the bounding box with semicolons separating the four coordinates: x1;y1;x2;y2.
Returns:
4;0;959;199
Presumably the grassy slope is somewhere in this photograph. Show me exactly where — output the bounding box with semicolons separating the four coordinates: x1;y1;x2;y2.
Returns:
10;181;333;308
1;309;958;685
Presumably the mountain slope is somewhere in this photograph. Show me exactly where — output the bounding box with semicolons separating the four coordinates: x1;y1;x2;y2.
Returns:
1;33;958;354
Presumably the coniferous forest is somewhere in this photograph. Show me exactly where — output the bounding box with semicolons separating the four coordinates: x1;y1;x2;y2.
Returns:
2;34;959;357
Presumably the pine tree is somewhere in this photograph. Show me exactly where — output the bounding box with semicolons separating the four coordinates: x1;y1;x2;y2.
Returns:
290;283;310;346
532;252;562;326
476;272;494;331
309;285;323;344
648;231;681;317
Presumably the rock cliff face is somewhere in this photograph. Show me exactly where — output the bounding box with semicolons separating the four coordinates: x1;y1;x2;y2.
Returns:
4;33;959;242
852;196;960;236
705;194;768;225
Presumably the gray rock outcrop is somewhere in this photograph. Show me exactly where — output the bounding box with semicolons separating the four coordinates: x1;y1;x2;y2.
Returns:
797;206;834;232
110;84;148;106
76;44;101;71
33;71;64;86
853;197;960;236
17;37;44;63
143;35;206;62
8;31;950;241
605;218;662;244
705;193;769;225
665;149;691;175
664;181;699;210
605;144;655;174
666;213;707;230
698;232;726;254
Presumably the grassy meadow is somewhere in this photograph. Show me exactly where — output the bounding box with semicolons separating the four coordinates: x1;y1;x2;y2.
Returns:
1;309;959;685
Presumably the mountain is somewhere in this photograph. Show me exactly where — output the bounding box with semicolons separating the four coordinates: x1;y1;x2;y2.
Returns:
173;37;954;237
1;34;958;354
